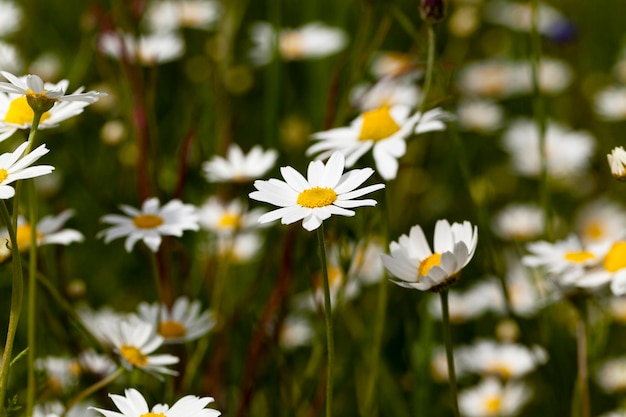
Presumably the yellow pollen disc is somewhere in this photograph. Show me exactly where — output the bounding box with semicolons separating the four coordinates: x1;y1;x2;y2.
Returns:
4;96;51;125
13;224;42;250
0;169;7;183
604;241;626;273
585;221;604;240
358;106;401;141
140;413;167;417
315;266;344;290
279;32;304;59
120;345;148;367
133;214;164;229
487;362;513;379
159;320;187;339
219;212;241;229
297;187;337;208
484;396;502;414
563;250;595;263
418;253;442;278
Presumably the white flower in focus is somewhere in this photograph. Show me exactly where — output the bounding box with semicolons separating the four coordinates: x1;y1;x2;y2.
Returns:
491;203;544;241
608;146;626;181
249;21;347;66
198;196;266;235
307;106;450;180
594;86;626;121
202;143;278;183
98;197;199;252
100;318;179;375
457;99;504;133
0;71;105;103
0;209;83;261
596;357;626;394
98;31;185;65
0;1;22;37
249;151;384;231
455;340;548;379
381;220;478;292
350;76;421;112
0;142;53;198
144;0;221;32
137;297;216;344
502;118;595;180
91;388;221;417
459;377;531;417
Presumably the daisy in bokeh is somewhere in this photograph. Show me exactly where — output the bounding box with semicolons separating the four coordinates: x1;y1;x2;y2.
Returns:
137;297;216;344
459;377;531;417
575;198;626;251
608;146;626;181
369;51;420;79
428;280;501;323
455;340;548;379
279;314;314;350
0;209;83;261
100;318;179;376
249;21;347;66
596;356;626;394
35;356;81;393
457;99;504;134
594;86;626;121
198;196;266;235
202;143;278;183
307;105;450;180
78;306;131;345
98;31;185;66
92;388;221;417
0;71;105;141
78;349;117;377
214;231;263;262
381;219;478;292
0;141;54;199
0;1;22;37
98;197;199;252
249;151;384;231
0;41;22;74
350;76;421;112
491;203;544;242
144;0;221;32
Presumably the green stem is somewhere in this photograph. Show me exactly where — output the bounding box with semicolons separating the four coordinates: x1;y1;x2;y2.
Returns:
575;305;590;417
317;225;334;417
25;180;38;417
0;201;24;416
419;24;436;115
440;290;461;417
62;367;124;417
530;0;551;239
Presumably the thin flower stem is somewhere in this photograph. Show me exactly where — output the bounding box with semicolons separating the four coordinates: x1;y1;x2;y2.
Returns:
575;306;591;417
440;290;461;417
419;24;437;115
0;200;24;416
530;0;551;239
62;366;125;417
25;180;38;417
149;250;163;325
317;224;334;417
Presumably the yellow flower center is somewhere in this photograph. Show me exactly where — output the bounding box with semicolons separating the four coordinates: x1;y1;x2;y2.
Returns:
487;361;513;379
358;106;401;141
418;253;442;278
563;250;595;263
133;214;164;229
279;32;303;59
297;187;337;208
140;413;166;417
0;169;7;183
604;241;626;273
159;320;187;339
584;221;604;240
219;212;240;229
484;395;502;414
4;96;51;125
14;224;42;250
119;345;148;367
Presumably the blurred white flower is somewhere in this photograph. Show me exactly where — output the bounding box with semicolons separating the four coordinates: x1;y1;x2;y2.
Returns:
0;1;22;37
428;280;501;323
279;314;314;350
202;143;278;183
0;41;22;74
491;203;544;242
459;377;532;417
369;51;421;79
484;0;572;40
608;146;626;181
78;349;117;377
457;99;504;133
198;196;267;235
350;75;421;112
594;86;626;121
144;0;221;32
98;31;185;65
502;118;595;180
35;356;81;392
596;356;626;393
575;198;626;251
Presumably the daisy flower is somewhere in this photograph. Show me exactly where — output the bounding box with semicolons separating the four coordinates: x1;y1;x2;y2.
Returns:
350;75;421;112
0;1;22;38
78;349;117;377
594;86;626;121
491;203;544;242
97;197;199;252
35;356;81;393
427;280;502;323
198;196;266;235
92;388;221;417
0;141;54;199
214;231;263;262
457;99;504;133
575;198;626;251
307;105;450;180
484;1;573;41
608;146;626;181
0;209;84;261
0;71;106;141
381;219;478;292
459;377;532;417
137;297;216;344
596;356;626;394
279;314;314;350
249;151;384;231
144;0;221;32
574;239;626;295
202;143;278;183
100;318;179;376
98;31;185;66
369;51;421;79
455;340;548;379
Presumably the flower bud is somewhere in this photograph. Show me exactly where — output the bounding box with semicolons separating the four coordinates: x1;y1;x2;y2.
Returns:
420;0;447;24
608;146;626;181
26;93;57;114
